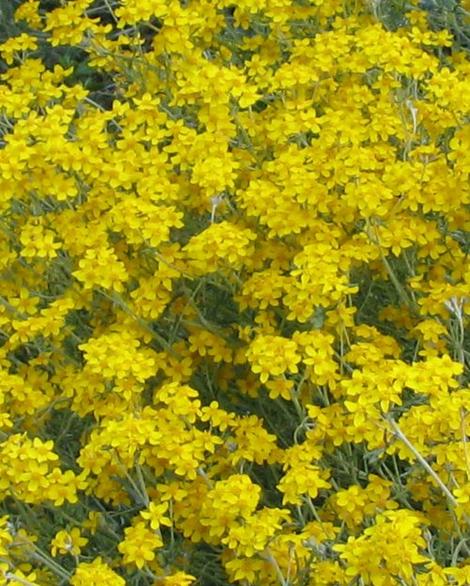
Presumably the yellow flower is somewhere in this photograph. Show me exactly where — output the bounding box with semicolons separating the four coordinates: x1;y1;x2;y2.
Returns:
444;563;470;586
278;464;331;506
15;1;43;29
140;502;172;531
118;521;163;569
222;508;290;556
184;222;256;275
0;33;38;65
334;510;429;584
73;247;128;292
71;557;125;586
51;528;88;557
265;378;294;400
158;572;196;586
19;223;61;259
200;475;261;538
246;334;301;383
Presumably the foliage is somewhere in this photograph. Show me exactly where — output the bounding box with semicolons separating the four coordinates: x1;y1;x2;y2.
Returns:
0;0;469;585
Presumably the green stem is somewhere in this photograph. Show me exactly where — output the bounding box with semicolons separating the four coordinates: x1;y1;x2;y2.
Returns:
135;464;150;507
264;549;289;586
4;573;38;586
30;546;71;581
386;417;458;508
305;495;322;523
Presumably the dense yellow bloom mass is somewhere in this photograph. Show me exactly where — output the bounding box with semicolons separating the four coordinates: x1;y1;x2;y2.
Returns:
246;334;301;382
0;0;468;584
71;557;126;585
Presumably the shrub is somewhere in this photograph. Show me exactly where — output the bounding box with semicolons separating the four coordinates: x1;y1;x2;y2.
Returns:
0;0;469;584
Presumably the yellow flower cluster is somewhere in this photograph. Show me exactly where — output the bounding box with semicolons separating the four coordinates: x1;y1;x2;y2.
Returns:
0;0;468;584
